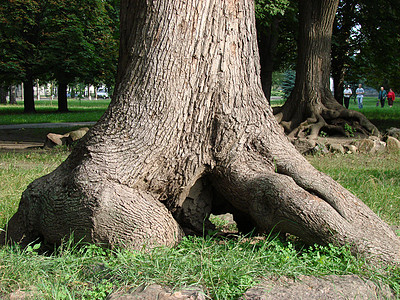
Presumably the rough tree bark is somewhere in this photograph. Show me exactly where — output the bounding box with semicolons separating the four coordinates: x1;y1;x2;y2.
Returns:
273;0;378;139
2;0;399;263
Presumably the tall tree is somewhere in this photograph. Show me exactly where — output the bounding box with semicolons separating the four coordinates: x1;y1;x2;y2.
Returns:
331;0;358;105
255;0;294;101
2;0;399;263
42;0;117;112
273;0;377;138
353;0;400;91
0;0;45;112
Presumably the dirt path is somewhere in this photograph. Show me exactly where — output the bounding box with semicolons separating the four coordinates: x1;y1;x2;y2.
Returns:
0;122;95;150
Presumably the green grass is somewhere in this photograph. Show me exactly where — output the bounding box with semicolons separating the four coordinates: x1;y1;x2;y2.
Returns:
0;149;399;299
307;152;400;226
1;234;398;299
0;150;69;229
0;99;110;125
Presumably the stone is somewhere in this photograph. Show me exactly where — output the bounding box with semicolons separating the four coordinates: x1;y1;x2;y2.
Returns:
67;127;90;141
107;284;206;300
239;275;395;300
43;127;90;148
357;139;386;154
386;127;400;140
328;143;345;154
386;136;400;153
344;144;357;153
44;133;64;148
291;138;317;154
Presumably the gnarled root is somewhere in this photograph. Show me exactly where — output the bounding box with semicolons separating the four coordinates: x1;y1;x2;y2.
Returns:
1;165;184;250
211;147;400;264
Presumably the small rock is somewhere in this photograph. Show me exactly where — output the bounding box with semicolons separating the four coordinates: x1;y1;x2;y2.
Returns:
239;275;395;300
386;136;400;153
386;127;400;140
357;139;374;153
344;144;357;153
44;133;64;148
68;127;90;141
328;143;345;154
291;138;317;154
107;284;206;300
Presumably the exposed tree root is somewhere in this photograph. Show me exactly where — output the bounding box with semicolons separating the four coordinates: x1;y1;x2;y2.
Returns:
274;99;379;139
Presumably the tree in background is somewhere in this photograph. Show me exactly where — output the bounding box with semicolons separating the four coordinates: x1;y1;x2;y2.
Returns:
42;0;118;112
0;0;46;112
0;0;119;112
331;0;358;105
274;0;378;138
3;0;399;264
255;0;297;102
352;0;400;91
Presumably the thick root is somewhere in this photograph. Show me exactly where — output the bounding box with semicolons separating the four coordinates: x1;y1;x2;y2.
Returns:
211;149;400;264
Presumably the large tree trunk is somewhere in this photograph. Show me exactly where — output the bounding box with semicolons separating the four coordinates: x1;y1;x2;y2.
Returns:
274;0;378;139
2;0;399;264
23;78;35;113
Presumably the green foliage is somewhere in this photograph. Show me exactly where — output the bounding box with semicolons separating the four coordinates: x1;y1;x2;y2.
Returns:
281;70;295;99
255;0;290;23
0;0;119;102
344;123;354;137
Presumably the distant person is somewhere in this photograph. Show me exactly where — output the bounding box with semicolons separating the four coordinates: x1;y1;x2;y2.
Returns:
377;86;387;107
343;85;352;109
387;88;395;107
355;84;365;109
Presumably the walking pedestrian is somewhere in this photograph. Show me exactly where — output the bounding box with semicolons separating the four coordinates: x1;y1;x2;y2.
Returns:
378;86;387;108
343;85;352;109
355;84;365;109
387;88;395;107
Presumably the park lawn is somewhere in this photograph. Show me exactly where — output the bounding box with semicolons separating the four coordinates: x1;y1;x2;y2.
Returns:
0;99;111;125
0;149;399;299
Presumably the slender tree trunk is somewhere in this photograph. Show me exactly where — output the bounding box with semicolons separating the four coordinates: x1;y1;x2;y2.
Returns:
257;17;280;103
332;66;345;105
274;0;378;138
57;82;69;112
3;0;399;264
23;78;35;113
9;86;17;104
0;86;7;104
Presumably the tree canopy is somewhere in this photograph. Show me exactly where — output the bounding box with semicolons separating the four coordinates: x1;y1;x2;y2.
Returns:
0;0;119;111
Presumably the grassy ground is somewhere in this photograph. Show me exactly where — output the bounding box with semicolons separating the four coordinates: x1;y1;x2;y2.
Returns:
0;99;110;125
0;149;399;299
0;98;400;299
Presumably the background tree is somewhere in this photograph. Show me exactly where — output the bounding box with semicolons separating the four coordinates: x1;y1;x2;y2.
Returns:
42;0;118;112
352;0;400;91
255;0;297;102
331;0;358;105
273;0;378;138
2;0;399;264
0;0;46;112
